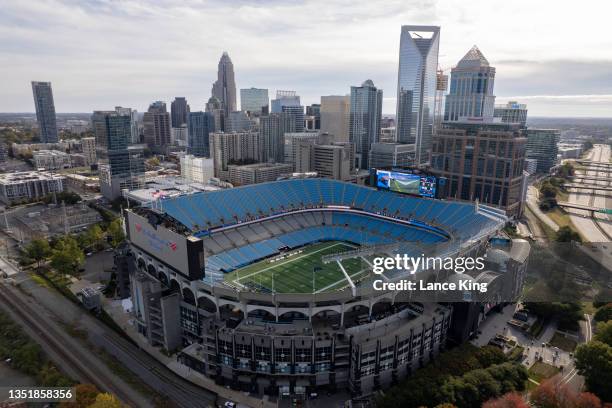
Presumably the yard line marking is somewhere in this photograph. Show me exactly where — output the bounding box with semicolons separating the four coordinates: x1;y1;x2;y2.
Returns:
234;243;346;282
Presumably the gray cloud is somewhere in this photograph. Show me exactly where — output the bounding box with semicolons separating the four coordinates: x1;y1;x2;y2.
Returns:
1;0;612;117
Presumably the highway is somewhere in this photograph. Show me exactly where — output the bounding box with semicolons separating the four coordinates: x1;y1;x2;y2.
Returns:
566;144;612;242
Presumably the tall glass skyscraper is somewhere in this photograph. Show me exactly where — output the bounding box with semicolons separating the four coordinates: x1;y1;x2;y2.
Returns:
171;97;190;128
240;88;269;115
31;81;58;143
188;111;214;157
395;25;440;166
271;91;304;133
444;46;496;122
349;80;383;169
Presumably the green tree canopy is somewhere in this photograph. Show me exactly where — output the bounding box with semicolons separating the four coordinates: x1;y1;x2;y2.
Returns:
50;236;84;275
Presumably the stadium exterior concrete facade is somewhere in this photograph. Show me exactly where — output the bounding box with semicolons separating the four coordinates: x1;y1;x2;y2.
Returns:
122;179;516;397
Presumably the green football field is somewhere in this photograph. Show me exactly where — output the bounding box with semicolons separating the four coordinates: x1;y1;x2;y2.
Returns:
223;241;371;294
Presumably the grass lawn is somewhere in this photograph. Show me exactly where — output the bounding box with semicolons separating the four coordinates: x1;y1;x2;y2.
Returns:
549;332;578;352
224;241;368;294
529;361;560;383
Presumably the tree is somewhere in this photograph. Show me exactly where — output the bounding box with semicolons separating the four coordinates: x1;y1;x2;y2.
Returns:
594;320;612;346
84;225;104;251
593;304;612;323
574;341;612;401
59;384;100;408
107;219;125;248
24;238;51;271
483;392;529;408
556;226;582;243
88;393;123;408
50;236;84;276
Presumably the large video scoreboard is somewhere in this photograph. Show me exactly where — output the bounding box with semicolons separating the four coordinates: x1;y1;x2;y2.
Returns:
375;169;438;198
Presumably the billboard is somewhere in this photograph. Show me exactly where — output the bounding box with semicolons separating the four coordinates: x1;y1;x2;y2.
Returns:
376;170;437;198
126;211;204;280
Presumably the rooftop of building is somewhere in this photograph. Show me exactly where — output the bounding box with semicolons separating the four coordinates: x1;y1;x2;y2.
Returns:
0;171;65;184
125;176;222;204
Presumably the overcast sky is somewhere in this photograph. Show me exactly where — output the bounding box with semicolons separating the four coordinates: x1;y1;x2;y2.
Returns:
2;0;612;117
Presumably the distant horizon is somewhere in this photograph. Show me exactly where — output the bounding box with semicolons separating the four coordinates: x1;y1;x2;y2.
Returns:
2;112;612;121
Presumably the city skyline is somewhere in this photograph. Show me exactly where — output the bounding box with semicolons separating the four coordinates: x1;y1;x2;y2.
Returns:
2;0;612;117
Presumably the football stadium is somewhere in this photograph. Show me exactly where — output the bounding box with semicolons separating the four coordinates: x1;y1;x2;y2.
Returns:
123;178;517;397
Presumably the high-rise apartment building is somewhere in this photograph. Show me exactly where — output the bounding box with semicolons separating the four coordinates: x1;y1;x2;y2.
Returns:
260;112;296;163
526;129;561;174
240;88;269;115
188;111;214;157
115;106;140;144
431;122;527;216
349;80;383;169
212;52;237;117
92;111;144;200
444;46;496;122
320;95;350;143
209;131;263;180
143;101;172;153
494;101;528;127
31;81;58;143
171;97;190;128
80;137;96;166
395;26;440;166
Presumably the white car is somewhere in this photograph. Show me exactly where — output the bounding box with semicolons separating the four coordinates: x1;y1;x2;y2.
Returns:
224;402;236;408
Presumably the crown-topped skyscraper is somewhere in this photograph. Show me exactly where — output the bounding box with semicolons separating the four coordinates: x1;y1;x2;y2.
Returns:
211;52;237;117
444;45;496;122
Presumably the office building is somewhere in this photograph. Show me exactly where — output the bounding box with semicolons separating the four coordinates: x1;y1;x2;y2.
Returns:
0;171;65;204
434;70;449;133
211;52;237;117
380;127;396;143
240;88;269;115
180;155;214;184
143;101;172;153
271;91;304;133
92;111;145;200
209;131;263;180
206;97;225;132
431;121;527;216
260;112;296;163
368;143;416;169
494;101;528;127
33;150;72;170
0;144;6;163
171;126;188;147
171;97;190;128
395;26;440;166
290;133;355;181
526;129;561;174
115;106;140;144
306;104;321;130
31;81;58;143
320;95;350;143
226;111;253;133
187;111;214;157
227;162;293;186
444;46;496;122
283;132;320;167
349;80;383;169
524;158;538;175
